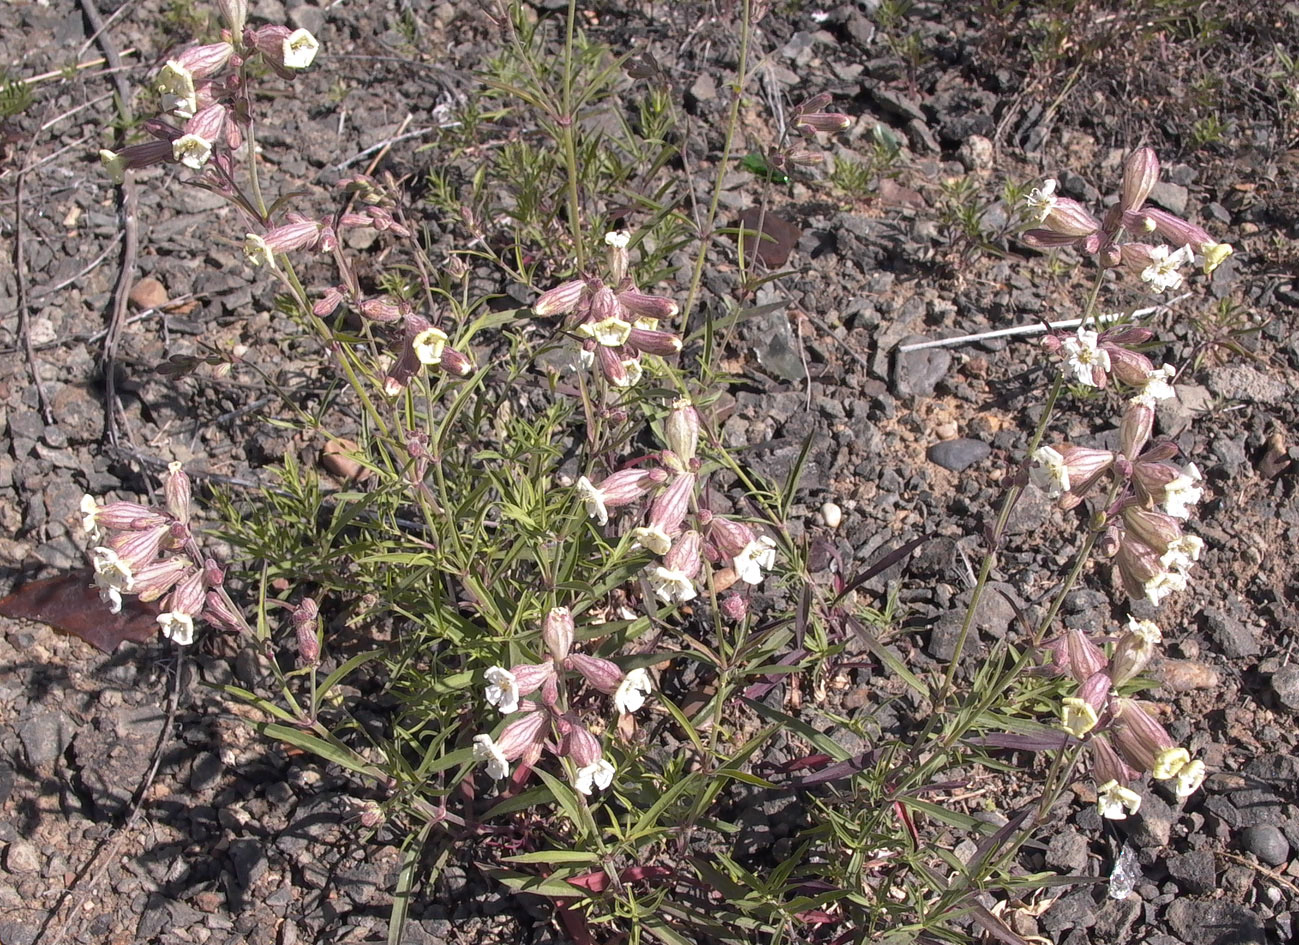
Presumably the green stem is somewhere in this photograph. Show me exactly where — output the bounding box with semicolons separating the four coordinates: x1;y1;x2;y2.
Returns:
560;0;585;270
681;0;752;329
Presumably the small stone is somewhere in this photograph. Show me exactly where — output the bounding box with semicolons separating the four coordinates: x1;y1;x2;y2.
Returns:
1205;364;1289;405
3;841;40;874
320;437;367;483
128;277;169;310
819;502;842;529
689;72;717;103
1166;849;1215;894
287;4;325;35
1203;606;1260;659
17;707;75;770
1270;664;1299;713
926;437;991;472
1155;659;1219;691
1240;824;1290;866
957;134;994;171
1165;901;1265;945
892;340;951;397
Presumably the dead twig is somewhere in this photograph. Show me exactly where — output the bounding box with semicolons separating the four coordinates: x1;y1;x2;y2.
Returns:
79;0;139;449
13;170;55;425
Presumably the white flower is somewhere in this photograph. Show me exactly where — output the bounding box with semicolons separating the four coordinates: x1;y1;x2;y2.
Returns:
576;476;609;526
1023;178;1058;222
81;494;102;538
1163;463;1203;520
1030;445;1070;497
1141;244;1195;293
631;526;672;556
614;668;652;715
574;757;615;795
577;316;633;348
157;611;195;645
156;60;197;116
97;584;124;614
243;234;275;268
99;149;128;184
617;358;643;388
473;734;510;780
1060;327;1110;387
647;565;697;604
1096;780;1143;820
172;133;213;170
282;29;320;69
413;328;449;365
92;547;135;595
484;666;520;714
733;537;777;585
1160;534;1203;574
604;230;630;248
1131;364;1177;407
1153;746;1191;781
1143;568;1187;606
1173;759;1205;798
1126;615;1162;646
1061;697;1098;737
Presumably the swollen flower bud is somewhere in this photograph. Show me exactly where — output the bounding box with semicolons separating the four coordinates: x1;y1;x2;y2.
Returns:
1119;147;1159;213
1120;402;1154;459
605;230;630;283
164;461;192;526
292;597;320;666
665;399;700;465
542;606;575;662
1065;629;1108;684
565;653;624;693
533;279;586;317
647;473;696;537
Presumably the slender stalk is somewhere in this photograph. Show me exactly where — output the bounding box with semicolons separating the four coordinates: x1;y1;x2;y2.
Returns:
681;0;752;327
560;0;585;271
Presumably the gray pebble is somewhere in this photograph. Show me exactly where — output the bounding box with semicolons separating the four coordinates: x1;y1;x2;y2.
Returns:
1271;665;1299;713
1240;824;1290;867
926;437;991;472
3;841;40;874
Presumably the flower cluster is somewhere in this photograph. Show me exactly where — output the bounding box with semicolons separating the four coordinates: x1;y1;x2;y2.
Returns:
575;399;778;603
82;463;230;645
98;3;319;183
532;232;683;388
1031;324;1205;607
471;607;653;794
1021;148;1233;289
1043;618;1205;819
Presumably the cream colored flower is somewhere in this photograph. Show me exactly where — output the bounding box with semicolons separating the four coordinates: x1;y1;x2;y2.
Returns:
472;734;510;780
172;133;213;170
1097;780;1142;819
157;611;195;645
614;668;652;715
282;29;320;69
574;757;615;795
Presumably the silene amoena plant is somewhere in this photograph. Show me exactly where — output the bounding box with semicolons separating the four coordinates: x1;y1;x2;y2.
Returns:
80;0;1237;940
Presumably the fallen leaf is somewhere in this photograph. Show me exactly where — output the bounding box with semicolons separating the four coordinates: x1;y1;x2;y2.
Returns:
0;569;159;652
738;208;801;267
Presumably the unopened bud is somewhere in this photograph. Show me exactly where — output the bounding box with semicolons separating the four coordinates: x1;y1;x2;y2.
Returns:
1119;147;1159;213
665;399;700;465
1119;402;1154;459
1065;629;1108;684
561;721;603;767
564;653;623;693
292;597;320;665
647;473;695;536
533;279;587;317
542;606;574;662
164;462;192;526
